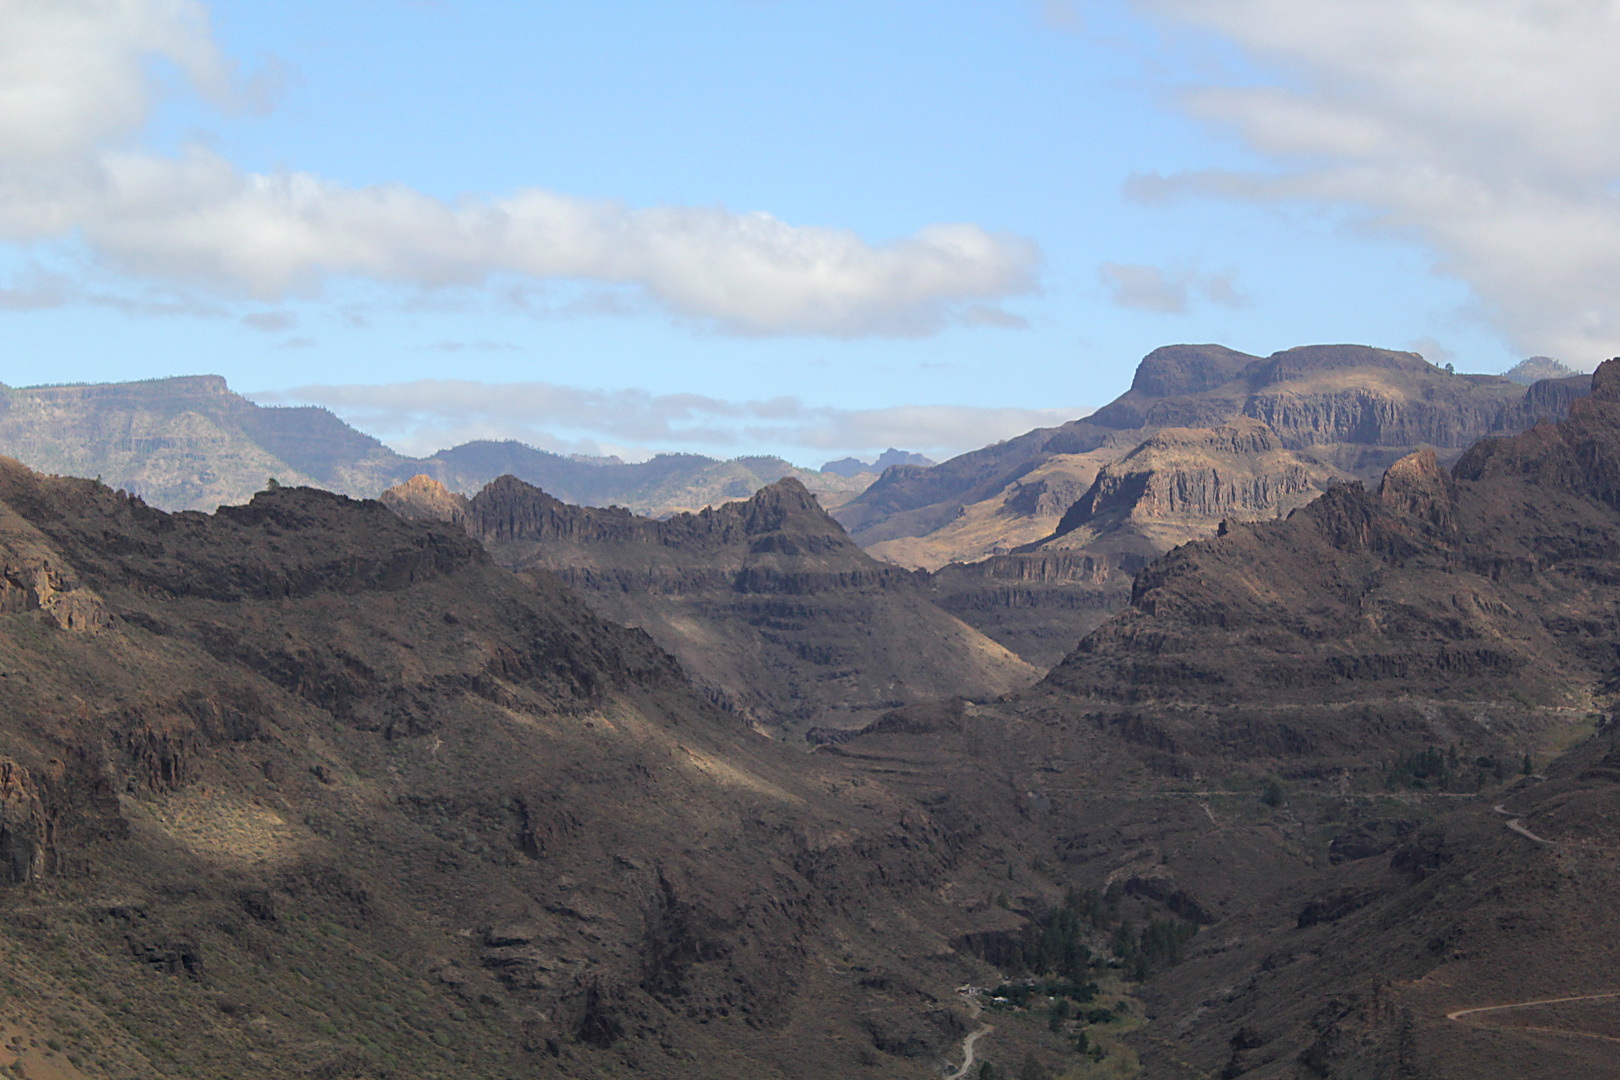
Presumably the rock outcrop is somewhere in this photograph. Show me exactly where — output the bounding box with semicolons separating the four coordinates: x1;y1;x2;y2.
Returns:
378;473;468;526
0;759;45;885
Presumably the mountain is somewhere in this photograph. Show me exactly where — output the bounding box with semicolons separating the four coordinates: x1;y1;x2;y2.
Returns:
820;359;1620;1078
0;456;1059;1080
434;474;1039;738
852;344;1591;669
0;376;870;515
925;419;1352;666
1501;354;1579;384
846;344;1574;566
4;362;1620;1080
820;448;937;478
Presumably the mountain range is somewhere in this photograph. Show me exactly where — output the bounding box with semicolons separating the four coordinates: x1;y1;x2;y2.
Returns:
383;472;1037;739
0;375;871;516
0;347;1616;1079
846;344;1591;666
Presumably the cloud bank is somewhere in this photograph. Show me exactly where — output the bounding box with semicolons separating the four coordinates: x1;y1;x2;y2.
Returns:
255;380;1085;462
1135;0;1620;363
0;1;1038;337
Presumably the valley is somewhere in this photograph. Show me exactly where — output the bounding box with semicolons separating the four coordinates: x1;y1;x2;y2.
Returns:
0;346;1616;1079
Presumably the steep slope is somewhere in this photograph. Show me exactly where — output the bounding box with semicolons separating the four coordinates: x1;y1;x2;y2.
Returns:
454;475;1039;737
0;377;871;515
820;360;1620;1078
0;459;1055;1080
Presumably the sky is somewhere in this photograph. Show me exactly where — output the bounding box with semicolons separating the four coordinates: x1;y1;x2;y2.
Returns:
2;0;1617;465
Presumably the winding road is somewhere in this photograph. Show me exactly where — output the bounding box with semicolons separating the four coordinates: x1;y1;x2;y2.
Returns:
945;1022;994;1080
1446;991;1620;1045
1493;803;1554;845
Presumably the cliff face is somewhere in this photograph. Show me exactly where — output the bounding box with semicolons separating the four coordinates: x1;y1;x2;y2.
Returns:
1049;420;1329;540
1040;360;1620;734
455;476;1038;736
912;421;1346;668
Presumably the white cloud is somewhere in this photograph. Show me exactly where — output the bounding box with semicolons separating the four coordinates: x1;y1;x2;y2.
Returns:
1133;0;1620;363
253;380;1086;462
0;1;1039;337
1098;261;1250;312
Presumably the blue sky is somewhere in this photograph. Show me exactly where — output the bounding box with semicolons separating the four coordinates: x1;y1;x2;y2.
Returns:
3;1;1614;464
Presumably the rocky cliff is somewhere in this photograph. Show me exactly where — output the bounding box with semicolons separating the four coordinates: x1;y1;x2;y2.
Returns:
914;421;1345;667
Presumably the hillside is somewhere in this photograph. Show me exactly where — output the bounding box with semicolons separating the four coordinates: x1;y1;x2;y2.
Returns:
0;376;869;515
2;363;1620;1079
0;458;1062;1080
444;474;1039;738
822;359;1620;1078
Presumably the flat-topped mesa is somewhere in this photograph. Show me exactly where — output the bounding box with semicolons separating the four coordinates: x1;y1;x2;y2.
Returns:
378;474;468;527
1242;343;1432;387
2;375;232;404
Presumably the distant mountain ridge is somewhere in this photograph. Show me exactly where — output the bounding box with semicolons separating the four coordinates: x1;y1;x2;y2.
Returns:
0;375;869;515
820;447;936;478
1501;354;1579;384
